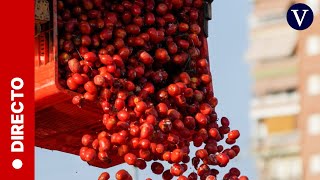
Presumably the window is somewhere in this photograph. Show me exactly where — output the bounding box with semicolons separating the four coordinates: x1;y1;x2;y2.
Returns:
291;158;302;178
308;114;320;135
270;159;287;179
270;157;302;179
306;36;320;56
307;0;320;14
307;74;320;96
309;154;320;174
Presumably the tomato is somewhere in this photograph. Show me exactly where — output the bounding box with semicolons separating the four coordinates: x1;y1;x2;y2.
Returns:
155;48;170;64
125;24;141;35
124;153;137;165
145;12;155;25
221;117;230;127
135;158;147;170
129;138;140;149
197;164;210;176
135;101;147;112
98;172;110;180
115;169;132;180
139;139;151;149
117;110;130;122
151;162;164;174
156;3;168;15
171;149;184;163
162;170;173;180
79;147;88;161
195;149;208;160
239;176;249;180
79;21;91;34
67;77;78;90
177;176;188;180
84;148;96;162
216;153;230;167
188;172;197;180
226;138;236;145
228;130;240;140
162;151;171;162
205;175;216;180
139;149;151;160
159;119;172;132
178;23;189;32
140;123;153;139
139;51;154;65
98;151;110;162
155;144;165;154
170;163;184;176
195;113;208;126
98;137;111;151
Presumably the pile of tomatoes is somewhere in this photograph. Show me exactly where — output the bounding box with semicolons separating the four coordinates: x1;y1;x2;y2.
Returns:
57;0;249;179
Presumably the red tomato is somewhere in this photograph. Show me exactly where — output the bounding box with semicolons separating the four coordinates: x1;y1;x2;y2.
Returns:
151;162;164;174
170;163;184;176
98;172;110;180
124;153;137;165
115;169;132;180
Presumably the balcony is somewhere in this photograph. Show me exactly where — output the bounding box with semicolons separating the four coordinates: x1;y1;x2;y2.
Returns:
250;92;300;120
246;23;297;61
254;131;300;157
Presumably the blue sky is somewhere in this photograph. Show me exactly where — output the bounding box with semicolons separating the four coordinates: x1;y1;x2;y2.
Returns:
209;0;256;178
36;0;257;179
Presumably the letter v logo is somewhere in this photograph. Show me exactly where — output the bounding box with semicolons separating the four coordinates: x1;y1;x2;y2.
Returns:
291;9;309;27
287;3;314;30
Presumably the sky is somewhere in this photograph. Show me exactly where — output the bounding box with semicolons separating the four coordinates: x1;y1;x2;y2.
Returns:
36;0;257;179
209;0;256;179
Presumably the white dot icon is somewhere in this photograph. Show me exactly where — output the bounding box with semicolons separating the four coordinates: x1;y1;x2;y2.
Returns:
12;159;23;169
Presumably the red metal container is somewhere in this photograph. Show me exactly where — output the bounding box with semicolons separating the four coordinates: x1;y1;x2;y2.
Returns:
35;0;123;168
35;0;212;169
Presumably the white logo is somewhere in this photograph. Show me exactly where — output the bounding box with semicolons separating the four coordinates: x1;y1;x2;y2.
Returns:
291;9;309;27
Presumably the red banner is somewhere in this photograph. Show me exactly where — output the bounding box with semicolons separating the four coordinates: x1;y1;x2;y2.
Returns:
0;1;34;180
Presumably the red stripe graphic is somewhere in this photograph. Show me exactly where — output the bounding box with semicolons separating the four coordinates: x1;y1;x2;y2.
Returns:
0;1;34;180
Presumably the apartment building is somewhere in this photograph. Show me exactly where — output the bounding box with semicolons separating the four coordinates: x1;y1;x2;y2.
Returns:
247;0;301;179
298;0;320;179
248;0;320;179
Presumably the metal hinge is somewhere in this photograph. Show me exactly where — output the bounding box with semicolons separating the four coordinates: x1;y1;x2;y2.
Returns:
205;0;213;20
203;0;213;37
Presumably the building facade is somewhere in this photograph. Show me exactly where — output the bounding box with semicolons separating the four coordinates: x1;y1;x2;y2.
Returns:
298;0;320;179
248;0;320;179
